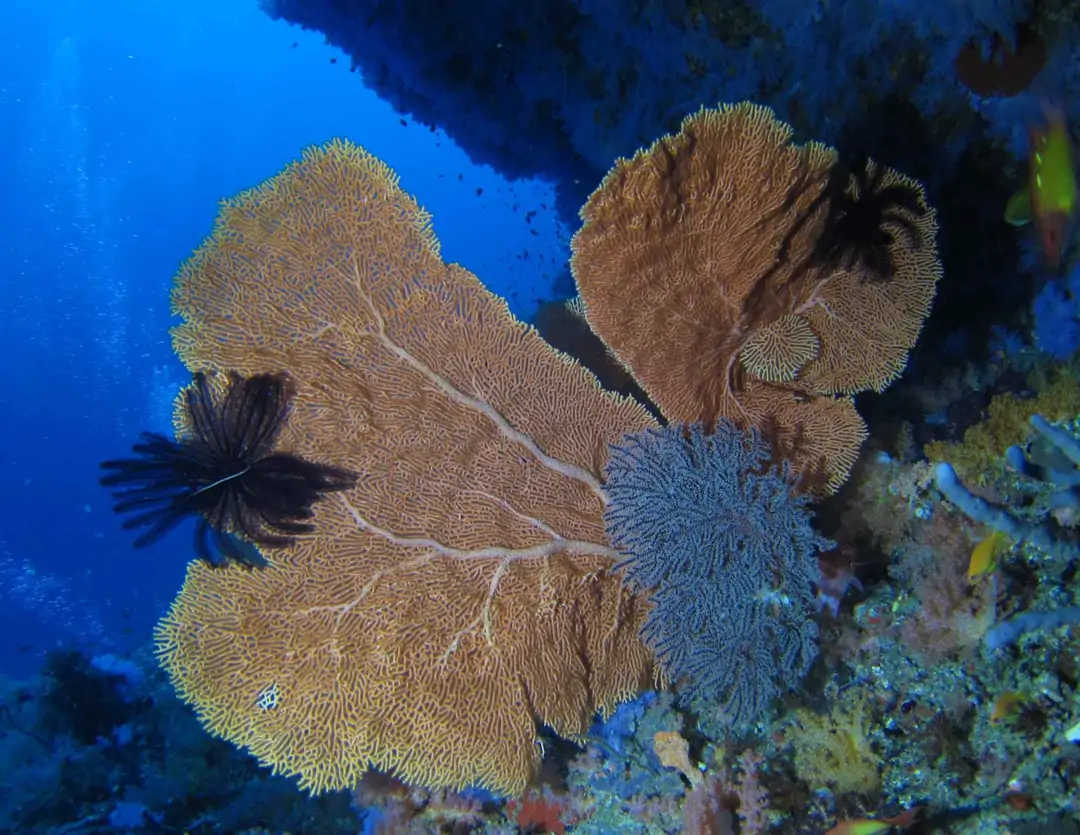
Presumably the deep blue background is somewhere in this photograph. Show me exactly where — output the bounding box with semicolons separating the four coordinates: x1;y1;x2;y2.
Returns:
0;0;568;676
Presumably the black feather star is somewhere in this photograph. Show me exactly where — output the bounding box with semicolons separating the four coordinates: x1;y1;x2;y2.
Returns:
809;156;926;282
100;371;357;568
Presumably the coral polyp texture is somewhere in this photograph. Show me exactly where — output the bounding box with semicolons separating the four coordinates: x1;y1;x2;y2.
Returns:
571;101;942;493
604;422;827;726
156;139;657;795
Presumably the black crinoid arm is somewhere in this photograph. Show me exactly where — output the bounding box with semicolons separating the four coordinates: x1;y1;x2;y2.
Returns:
810;156;927;282
100;371;357;568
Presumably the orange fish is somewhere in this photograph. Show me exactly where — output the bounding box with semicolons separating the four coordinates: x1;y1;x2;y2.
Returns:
1005;103;1077;269
825;808;918;835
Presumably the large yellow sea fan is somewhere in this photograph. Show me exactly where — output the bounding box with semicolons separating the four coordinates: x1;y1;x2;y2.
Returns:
157;139;656;795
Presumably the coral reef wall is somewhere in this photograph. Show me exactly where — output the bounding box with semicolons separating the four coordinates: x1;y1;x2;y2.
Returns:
257;0;1080;229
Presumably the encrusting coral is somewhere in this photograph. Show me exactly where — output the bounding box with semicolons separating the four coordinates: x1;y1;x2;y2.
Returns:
571;101;942;493
156;139;657;795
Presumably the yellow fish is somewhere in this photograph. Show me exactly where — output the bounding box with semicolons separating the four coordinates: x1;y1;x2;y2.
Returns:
1005;103;1077;269
968;530;1008;583
825;809;918;835
990;691;1026;724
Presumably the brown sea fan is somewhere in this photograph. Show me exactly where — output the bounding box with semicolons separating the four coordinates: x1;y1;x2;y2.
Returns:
571;101;941;493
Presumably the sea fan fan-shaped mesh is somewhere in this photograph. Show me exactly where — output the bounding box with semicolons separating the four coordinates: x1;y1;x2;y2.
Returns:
157;139;657;795
571;101;940;493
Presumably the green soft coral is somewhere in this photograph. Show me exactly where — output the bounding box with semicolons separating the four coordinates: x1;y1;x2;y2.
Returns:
786;687;881;794
924;373;1080;486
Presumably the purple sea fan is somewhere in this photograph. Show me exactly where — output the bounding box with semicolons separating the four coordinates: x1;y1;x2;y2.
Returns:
603;422;829;727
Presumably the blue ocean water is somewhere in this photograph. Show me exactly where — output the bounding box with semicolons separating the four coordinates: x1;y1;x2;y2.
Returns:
0;0;567;679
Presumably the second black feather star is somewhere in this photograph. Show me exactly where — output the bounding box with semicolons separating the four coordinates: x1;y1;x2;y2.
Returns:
810;157;927;282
